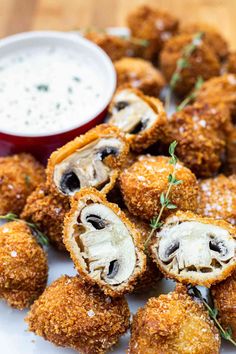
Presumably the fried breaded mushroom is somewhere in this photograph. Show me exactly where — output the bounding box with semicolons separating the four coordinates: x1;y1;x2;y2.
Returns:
124;210;162;292
0;220;48;309
127;5;179;60
108;88;167;151
114;57;165;97
163;102;231;177
160;34;220;96
128;284;221;354
119;155;198;221
0;153;45;215
26;275;130;354
197;174;236;225
181;22;228;60
211;270;236;339
46;124;129;197
195;74;236;120
225;127;236;174
151;211;236;287
63;188;146;297
225;52;236;74
21;184;70;250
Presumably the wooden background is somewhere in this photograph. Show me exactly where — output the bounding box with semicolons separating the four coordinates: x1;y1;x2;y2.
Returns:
0;0;236;49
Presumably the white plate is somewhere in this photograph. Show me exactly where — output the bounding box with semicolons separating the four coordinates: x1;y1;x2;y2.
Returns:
0;28;235;354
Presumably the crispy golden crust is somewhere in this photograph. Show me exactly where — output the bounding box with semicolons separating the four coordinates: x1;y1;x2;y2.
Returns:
21;184;70;251
195;74;236;119
225;127;236;174
163;102;230;177
180;22;229;60
128;284;220;354
212;271;236;339
0;153;45;215
225;52;236;74
160;34;220;96
109;88;167;152
120;155;198;221
114;58;166;97
197;174;236;225
63;188;147;297
0;221;48;309
151;210;236;287
127;5;179;60
26;275;130;354
46;124;129;196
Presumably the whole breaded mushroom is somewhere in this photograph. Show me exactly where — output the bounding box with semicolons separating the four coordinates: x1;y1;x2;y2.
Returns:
128;284;221;354
127;5;179;60
160;34;220;96
114;57;165;97
0;153;45;216
21;184;70;251
0;220;48;309
198;174;236;225
211;271;236;340
26;275;130;354
119;155;198;221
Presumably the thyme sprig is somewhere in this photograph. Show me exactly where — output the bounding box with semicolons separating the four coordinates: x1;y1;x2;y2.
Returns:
176;76;204;111
0;213;49;247
144;141;182;249
188;286;236;346
165;31;204;111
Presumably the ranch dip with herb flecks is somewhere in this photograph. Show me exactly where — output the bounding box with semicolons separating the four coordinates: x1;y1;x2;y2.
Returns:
0;45;105;135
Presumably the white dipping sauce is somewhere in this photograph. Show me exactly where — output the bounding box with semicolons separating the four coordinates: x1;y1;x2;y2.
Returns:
0;45;105;134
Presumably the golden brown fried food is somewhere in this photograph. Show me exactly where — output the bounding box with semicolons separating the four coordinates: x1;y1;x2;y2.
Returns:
21;184;70;251
46;124;129;197
0;220;48;309
26;275;130;354
119;155;198;221
151;211;236;287
225;127;236;174
195;74;236;120
128;284;220;354
0;153;45;216
114;58;165;97
108;88;167;151
181;22;228;60
212;270;236;339
225;52;236;74
160;34;220;96
197;174;236;225
63;188;146;297
127;5;179;60
163;102;231;177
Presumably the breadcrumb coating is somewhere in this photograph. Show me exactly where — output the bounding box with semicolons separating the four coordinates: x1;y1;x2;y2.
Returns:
0;153;45;216
114;58;166;97
160;34;220;96
120;155;198;221
21;184;70;251
0;220;48;309
225;126;236;174
225;52;236;74
197;174;236;225
163;102;230;177
128;284;221;354
195;74;236;120
212;271;236;339
26;275;130;354
63;188;147;297
127;5;179;60
180;22;228;60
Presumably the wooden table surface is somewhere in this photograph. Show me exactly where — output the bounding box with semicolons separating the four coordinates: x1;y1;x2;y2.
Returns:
0;0;236;49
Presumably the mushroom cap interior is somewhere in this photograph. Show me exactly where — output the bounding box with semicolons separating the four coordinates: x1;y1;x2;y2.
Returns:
110;89;157;133
53;137;122;195
156;221;235;279
72;203;136;285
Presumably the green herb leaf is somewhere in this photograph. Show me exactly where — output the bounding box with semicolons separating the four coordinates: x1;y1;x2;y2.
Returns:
166;203;177;209
160;192;166;206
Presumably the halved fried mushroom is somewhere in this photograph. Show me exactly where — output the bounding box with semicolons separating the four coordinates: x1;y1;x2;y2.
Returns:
63;188;146;296
108;88;167;151
46;124;129;196
151;211;236;287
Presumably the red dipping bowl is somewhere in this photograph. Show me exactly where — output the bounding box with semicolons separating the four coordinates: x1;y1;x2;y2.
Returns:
0;31;117;164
